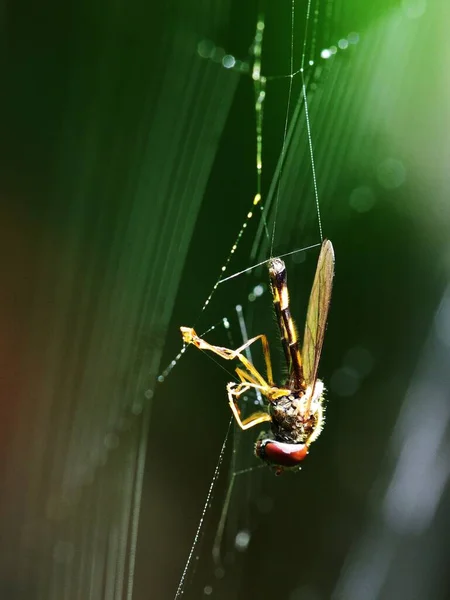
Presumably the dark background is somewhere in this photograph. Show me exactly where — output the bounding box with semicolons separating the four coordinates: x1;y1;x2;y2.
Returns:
1;1;450;599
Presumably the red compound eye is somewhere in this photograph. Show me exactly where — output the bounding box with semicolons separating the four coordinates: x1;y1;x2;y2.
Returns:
256;439;308;467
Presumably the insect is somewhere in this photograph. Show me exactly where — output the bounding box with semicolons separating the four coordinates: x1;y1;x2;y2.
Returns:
181;239;335;474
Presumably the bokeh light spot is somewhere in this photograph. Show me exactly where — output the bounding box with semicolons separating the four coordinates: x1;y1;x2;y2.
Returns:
222;54;236;69
197;39;215;59
330;367;360;397
402;0;427;19
235;529;251;551
343;346;375;377
256;495;274;514
131;402;144;415
212;47;225;63
104;432;119;450
349;186;376;213
377;157;406;190
253;284;264;297
53;541;75;564
289;584;321;600
292;250;306;264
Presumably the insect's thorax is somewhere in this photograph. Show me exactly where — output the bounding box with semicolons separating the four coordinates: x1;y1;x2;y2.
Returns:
269;381;325;445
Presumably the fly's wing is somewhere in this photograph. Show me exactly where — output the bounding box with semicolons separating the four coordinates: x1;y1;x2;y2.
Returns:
302;239;335;399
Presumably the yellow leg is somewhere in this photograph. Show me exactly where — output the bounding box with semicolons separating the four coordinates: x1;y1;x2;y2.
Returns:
180;327;289;432
229;381;290;402
235;367;259;385
226;382;272;430
181;326;274;386
235;368;289;400
226;380;290;430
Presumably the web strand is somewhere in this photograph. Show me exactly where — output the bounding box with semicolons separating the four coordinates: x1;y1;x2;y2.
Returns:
302;78;323;242
217;242;321;284
270;0;296;258
300;0;323;241
173;420;233;599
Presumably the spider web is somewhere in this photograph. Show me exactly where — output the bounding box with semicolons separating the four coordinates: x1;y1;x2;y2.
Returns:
4;2;449;600
153;2;348;598
141;2;450;600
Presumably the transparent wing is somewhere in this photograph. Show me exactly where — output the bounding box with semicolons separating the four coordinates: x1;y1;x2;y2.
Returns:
302;239;335;392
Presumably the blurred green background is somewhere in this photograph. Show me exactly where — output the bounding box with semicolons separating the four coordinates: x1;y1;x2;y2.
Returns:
1;0;450;599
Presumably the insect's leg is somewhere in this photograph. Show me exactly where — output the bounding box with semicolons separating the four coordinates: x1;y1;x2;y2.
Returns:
257;333;274;386
232;409;272;430
269;259;304;389
227;382;271;430
239;412;272;429
235;367;258;385
181;327;273;386
227;381;289;428
232;381;289;401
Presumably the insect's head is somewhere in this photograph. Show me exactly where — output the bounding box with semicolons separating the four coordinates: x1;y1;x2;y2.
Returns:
268;257;286;280
254;435;309;475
